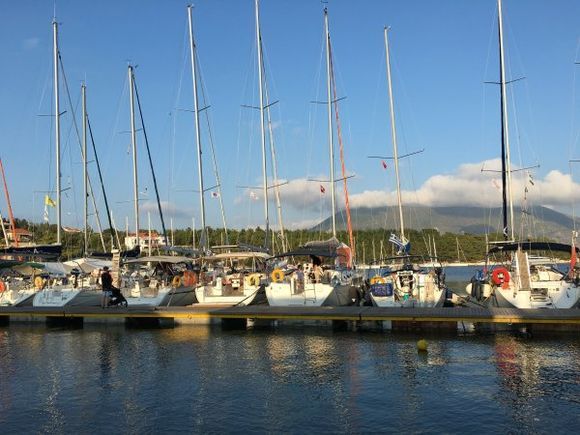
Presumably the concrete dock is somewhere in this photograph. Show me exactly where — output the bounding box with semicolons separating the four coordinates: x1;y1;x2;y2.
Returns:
1;305;579;332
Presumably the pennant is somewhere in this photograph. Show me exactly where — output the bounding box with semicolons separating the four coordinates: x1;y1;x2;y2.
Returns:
320;185;326;194
492;179;501;191
211;191;220;198
44;195;56;207
529;173;535;186
381;160;387;170
249;191;258;200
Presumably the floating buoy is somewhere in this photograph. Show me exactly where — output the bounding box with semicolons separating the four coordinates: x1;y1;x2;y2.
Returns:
417;339;428;352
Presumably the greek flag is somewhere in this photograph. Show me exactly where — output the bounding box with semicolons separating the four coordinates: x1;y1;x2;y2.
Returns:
388;233;410;254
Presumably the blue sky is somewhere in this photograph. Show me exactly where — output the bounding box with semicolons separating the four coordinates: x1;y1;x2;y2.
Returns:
1;0;580;234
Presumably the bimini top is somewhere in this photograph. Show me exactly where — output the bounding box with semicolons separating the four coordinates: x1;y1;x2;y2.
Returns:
273;238;349;259
124;255;194;264
488;241;580;255
202;252;271;262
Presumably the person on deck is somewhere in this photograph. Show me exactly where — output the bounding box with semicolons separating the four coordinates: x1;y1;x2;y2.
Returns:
100;266;114;308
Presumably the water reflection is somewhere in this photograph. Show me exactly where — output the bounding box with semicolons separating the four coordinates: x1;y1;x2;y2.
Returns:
0;325;578;433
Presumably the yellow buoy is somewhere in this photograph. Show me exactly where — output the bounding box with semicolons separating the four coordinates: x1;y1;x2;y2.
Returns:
417;339;428;352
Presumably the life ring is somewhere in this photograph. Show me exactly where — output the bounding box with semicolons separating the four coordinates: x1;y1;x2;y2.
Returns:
370;276;385;285
0;281;5;292
172;276;182;287
491;267;511;289
247;273;262;287
182;271;198;287
34;276;45;290
270;269;284;283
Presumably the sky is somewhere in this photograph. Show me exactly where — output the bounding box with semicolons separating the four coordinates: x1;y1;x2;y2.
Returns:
1;0;580;235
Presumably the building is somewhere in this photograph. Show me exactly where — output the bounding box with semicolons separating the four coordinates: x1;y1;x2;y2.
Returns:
124;232;167;250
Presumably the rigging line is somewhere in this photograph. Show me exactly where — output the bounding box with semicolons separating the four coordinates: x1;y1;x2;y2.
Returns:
58;56;106;249
329;42;354;257
58;56;106;245
569;38;580;160
260;38;287;251
87;117;119;249
131;71;169;246
196;50;230;243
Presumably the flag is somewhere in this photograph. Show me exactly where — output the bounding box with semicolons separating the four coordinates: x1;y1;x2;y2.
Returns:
43;205;49;223
211;191;220;198
249;191;258;200
569;241;577;278
320;185;326;194
492;179;501;191
381;160;387;170
388;233;410;255
44;195;56;207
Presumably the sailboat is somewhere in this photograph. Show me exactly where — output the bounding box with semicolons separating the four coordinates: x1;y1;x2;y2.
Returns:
366;27;446;308
31;19;87;307
465;0;580;309
190;2;270;306
265;6;358;307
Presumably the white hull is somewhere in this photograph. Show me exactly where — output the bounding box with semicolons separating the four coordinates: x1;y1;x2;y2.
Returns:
195;285;260;306
368;270;445;308
0;288;37;306
487;284;580;309
33;287;84;307
266;281;355;307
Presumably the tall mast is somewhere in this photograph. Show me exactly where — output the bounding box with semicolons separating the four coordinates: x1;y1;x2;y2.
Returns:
255;0;270;249
53;19;62;244
384;27;405;242
0;159;18;247
498;0;514;240
128;66;140;248
187;5;207;250
324;8;336;238
82;83;88;256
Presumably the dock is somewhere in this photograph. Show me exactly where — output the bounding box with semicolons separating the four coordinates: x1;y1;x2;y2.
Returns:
1;305;579;332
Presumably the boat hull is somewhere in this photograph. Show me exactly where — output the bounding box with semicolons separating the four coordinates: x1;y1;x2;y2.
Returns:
266;282;357;307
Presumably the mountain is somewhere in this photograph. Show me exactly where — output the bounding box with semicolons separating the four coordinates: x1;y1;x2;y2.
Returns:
311;205;575;242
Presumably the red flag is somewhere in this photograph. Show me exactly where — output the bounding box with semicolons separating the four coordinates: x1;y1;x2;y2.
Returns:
320;185;326;194
381;160;387;170
570;243;577;278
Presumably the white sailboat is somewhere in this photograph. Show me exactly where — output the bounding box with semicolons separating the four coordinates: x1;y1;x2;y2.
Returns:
367;27;446;308
186;4;269;307
265;6;358;307
33;19;85;307
466;0;580;309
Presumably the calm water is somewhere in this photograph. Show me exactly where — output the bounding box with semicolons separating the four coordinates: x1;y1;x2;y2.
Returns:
1;324;579;434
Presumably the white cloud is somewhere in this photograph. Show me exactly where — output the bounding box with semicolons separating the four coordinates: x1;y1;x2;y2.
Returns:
348;159;580;209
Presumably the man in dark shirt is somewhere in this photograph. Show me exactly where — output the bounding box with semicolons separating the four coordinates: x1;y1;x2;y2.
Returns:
100;266;113;308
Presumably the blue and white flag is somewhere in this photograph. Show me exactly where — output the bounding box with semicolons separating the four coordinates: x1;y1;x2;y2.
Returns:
388;233;411;255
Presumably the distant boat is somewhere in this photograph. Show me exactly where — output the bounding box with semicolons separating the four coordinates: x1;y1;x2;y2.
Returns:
465;0;580;309
366;27;445;308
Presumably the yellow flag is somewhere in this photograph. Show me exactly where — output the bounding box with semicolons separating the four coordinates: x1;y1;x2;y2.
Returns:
44;195;56;207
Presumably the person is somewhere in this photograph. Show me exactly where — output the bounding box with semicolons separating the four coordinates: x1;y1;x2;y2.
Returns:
100;266;114;308
311;255;323;284
296;264;305;291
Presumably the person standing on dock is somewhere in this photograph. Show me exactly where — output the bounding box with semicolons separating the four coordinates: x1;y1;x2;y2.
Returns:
100;266;113;308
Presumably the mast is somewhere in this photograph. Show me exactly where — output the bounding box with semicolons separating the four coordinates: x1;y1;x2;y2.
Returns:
324;8;336;238
187;5;207;251
384;27;405;242
255;0;270;249
128;66;140;249
53;19;62;244
498;0;514;241
82;84;88;257
0;159;18;247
